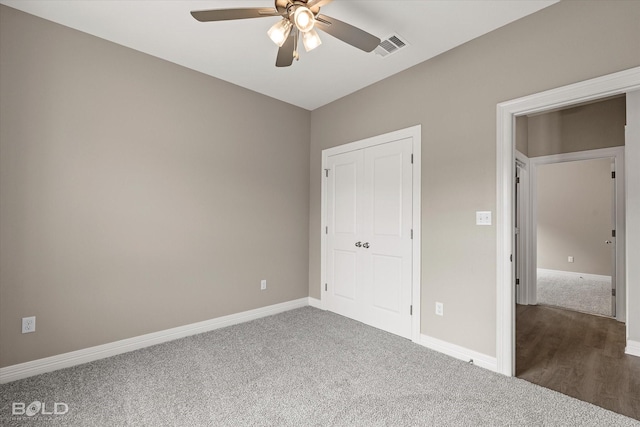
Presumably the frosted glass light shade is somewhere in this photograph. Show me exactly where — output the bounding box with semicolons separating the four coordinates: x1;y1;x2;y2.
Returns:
268;19;292;47
302;28;322;52
293;7;315;33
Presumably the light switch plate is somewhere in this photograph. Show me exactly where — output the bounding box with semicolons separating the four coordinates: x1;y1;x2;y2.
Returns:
476;211;492;226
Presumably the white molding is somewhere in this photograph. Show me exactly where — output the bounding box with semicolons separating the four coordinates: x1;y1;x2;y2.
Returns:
537;268;611;282
496;66;640;376
515;150;530;305
528;146;624;165
626;340;640;358
419;334;497;373
0;297;310;384
626;91;640;348
320;125;422;343
308;297;322;309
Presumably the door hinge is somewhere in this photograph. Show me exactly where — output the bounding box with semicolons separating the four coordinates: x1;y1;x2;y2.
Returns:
612;171;616;179
410;229;413;239
411;154;414;164
326;226;328;234
325;283;327;292
612;288;616;297
510;254;513;262
516;177;520;184
516;278;520;285
612;229;616;238
410;305;413;315
325;169;329;178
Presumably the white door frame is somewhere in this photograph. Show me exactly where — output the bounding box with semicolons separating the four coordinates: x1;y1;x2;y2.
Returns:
515;151;530;305
321;125;422;343
524;147;625;320
496;66;640;376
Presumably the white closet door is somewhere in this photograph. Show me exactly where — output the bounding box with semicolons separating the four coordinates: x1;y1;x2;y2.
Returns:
325;137;413;338
325;150;365;321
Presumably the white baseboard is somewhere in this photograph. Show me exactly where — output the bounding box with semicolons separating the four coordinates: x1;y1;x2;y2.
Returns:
308;297;322;309
419;334;497;373
626;340;640;357
537;268;611;282
0;297;310;384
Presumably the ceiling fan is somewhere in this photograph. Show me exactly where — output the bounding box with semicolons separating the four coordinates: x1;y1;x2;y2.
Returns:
191;0;381;67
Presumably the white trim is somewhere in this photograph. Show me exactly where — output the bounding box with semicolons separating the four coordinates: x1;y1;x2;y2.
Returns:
320;125;422;343
528;146;625;164
0;297;310;384
308;297;322;309
626;90;640;350
528;147;626;321
496;66;640;376
626;340;640;357
515;150;530;305
419;334;498;373
537;268;612;282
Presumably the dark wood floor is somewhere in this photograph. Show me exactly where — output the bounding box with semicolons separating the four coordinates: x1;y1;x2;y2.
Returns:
516;304;640;420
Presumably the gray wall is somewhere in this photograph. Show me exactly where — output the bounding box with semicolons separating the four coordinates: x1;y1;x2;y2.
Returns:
0;6;310;367
526;96;626;158
516;116;529;156
309;1;640;356
537;159;613;276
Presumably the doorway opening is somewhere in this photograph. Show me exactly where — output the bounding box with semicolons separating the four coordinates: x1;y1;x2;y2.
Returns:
496;67;640;378
516;146;625;319
532;154;620;318
513;96;627;320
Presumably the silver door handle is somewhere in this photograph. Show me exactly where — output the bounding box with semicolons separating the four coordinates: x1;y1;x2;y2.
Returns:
363;242;370;249
355;241;362;247
605;240;612;244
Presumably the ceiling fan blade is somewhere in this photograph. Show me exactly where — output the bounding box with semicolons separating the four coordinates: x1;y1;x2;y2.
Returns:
276;33;296;67
191;8;279;22
315;14;380;52
306;0;333;10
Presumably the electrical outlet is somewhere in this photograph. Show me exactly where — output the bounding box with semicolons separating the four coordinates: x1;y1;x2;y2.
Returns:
476;211;492;226
568;256;574;263
435;302;444;316
260;279;267;291
22;316;36;334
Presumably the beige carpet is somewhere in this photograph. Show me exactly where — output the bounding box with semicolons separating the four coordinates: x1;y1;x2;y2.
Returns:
537;269;612;317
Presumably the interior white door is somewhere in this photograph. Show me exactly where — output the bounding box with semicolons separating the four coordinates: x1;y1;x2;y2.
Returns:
325;149;364;321
325;138;413;338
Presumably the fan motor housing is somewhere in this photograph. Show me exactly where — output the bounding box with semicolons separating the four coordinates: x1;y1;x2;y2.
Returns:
275;0;321;15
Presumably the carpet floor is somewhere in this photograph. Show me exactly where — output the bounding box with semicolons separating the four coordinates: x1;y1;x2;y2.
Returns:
537;269;612;317
1;307;637;426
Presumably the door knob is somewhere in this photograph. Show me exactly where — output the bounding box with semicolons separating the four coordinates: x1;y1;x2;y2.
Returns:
355;241;362;247
363;242;370;249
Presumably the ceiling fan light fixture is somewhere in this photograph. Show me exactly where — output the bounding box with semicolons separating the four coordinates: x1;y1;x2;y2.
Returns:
267;19;292;47
302;28;322;52
293;6;315;33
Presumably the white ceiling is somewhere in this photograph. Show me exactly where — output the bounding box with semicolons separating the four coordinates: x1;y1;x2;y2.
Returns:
0;0;557;110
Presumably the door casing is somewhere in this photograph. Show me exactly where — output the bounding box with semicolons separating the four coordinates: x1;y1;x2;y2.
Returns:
321;125;422;343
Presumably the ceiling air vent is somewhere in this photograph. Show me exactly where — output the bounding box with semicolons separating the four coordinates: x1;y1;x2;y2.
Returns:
374;34;408;58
